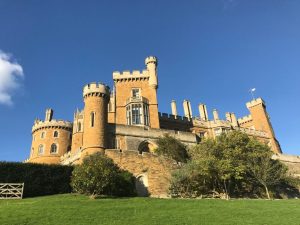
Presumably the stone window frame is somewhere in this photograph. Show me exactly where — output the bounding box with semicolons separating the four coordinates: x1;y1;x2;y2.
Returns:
38;144;44;155
53;130;59;138
41;131;46;139
50;143;58;154
126;103;150;126
131;88;141;98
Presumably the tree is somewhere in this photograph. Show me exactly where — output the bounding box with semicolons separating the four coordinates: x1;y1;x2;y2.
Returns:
71;152;136;197
170;131;295;199
246;142;288;199
155;134;189;162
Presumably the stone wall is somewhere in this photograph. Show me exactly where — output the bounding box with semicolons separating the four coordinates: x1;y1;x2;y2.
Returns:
105;149;178;197
272;154;300;178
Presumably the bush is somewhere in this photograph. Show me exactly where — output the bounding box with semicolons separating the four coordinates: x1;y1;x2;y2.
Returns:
0;162;73;197
71;153;136;197
156;134;189;162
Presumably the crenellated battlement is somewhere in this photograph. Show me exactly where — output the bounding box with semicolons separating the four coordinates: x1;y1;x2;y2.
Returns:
112;69;149;81
159;112;190;123
83;82;110;98
32;119;73;133
238;114;252;124
246;98;265;108
145;56;158;65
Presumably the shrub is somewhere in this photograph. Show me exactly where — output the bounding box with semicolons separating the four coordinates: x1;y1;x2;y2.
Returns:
155;134;189;162
71;153;136;197
0;162;73;197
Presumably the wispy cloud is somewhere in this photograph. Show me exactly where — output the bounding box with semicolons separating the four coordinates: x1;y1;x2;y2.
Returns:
0;50;24;105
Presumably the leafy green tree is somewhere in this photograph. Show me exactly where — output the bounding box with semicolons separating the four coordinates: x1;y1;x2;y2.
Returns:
170;131;295;199
71;152;136;197
155;134;189;162
246;142;288;199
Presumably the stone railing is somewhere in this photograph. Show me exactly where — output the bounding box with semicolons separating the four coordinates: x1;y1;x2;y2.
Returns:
60;148;82;165
126;96;149;104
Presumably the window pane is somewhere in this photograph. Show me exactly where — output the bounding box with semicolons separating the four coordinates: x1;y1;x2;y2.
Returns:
132;89;140;98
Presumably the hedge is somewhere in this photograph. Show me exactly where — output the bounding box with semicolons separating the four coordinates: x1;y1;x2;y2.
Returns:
0;162;73;197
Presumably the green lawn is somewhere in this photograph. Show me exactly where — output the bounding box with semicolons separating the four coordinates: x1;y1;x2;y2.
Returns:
0;194;300;225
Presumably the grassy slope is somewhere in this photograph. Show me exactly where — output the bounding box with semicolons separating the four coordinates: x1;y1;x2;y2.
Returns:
0;194;300;225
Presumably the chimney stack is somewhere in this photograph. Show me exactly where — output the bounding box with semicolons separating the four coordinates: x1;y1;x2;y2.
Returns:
171;100;178;118
213;109;219;121
199;104;208;121
183;100;192;119
45;108;53;122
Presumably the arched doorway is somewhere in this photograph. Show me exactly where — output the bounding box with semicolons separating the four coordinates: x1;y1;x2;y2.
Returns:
138;140;157;154
135;174;149;197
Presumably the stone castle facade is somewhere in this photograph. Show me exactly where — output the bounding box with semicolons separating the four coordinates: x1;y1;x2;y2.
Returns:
25;56;282;196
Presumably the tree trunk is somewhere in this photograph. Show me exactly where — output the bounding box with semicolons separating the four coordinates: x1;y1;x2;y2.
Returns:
264;185;270;200
223;179;229;200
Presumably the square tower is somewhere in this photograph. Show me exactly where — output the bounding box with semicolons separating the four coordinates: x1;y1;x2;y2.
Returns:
110;56;160;129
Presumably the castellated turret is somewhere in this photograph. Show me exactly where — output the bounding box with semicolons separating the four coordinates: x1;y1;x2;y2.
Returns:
82;82;110;156
145;56;158;89
71;109;84;154
28;109;73;164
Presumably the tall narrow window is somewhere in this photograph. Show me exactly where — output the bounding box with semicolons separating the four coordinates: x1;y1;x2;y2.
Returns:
53;131;58;137
50;143;58;154
38;144;44;155
67;146;71;152
143;104;149;126
90;112;95;127
41;132;45;139
78;122;81;132
132;104;142;125
126;105;131;125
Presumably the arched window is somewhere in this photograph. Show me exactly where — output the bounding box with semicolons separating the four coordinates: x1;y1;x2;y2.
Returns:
90;112;95;127
53;131;58;137
78;122;81;132
41;132;45;139
50;143;58;154
38;144;44;154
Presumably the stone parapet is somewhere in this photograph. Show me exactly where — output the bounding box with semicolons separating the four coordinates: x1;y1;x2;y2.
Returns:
61;148;82;165
235;127;269;138
109;123;197;145
32;119;73;133
113;70;149;81
272;154;300;163
145;56;157;65
246;98;265;108
159;112;190;123
83;82;110;98
238;115;252;124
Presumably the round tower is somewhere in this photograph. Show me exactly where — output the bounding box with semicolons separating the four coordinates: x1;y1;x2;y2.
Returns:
28;109;73;164
145;56;158;89
82;82;110;156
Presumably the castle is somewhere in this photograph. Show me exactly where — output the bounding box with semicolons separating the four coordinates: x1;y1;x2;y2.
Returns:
25;56;282;196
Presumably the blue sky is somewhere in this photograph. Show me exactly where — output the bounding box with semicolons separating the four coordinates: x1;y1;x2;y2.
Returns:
0;0;299;161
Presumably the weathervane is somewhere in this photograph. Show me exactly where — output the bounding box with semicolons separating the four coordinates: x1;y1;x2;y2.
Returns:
249;88;256;100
